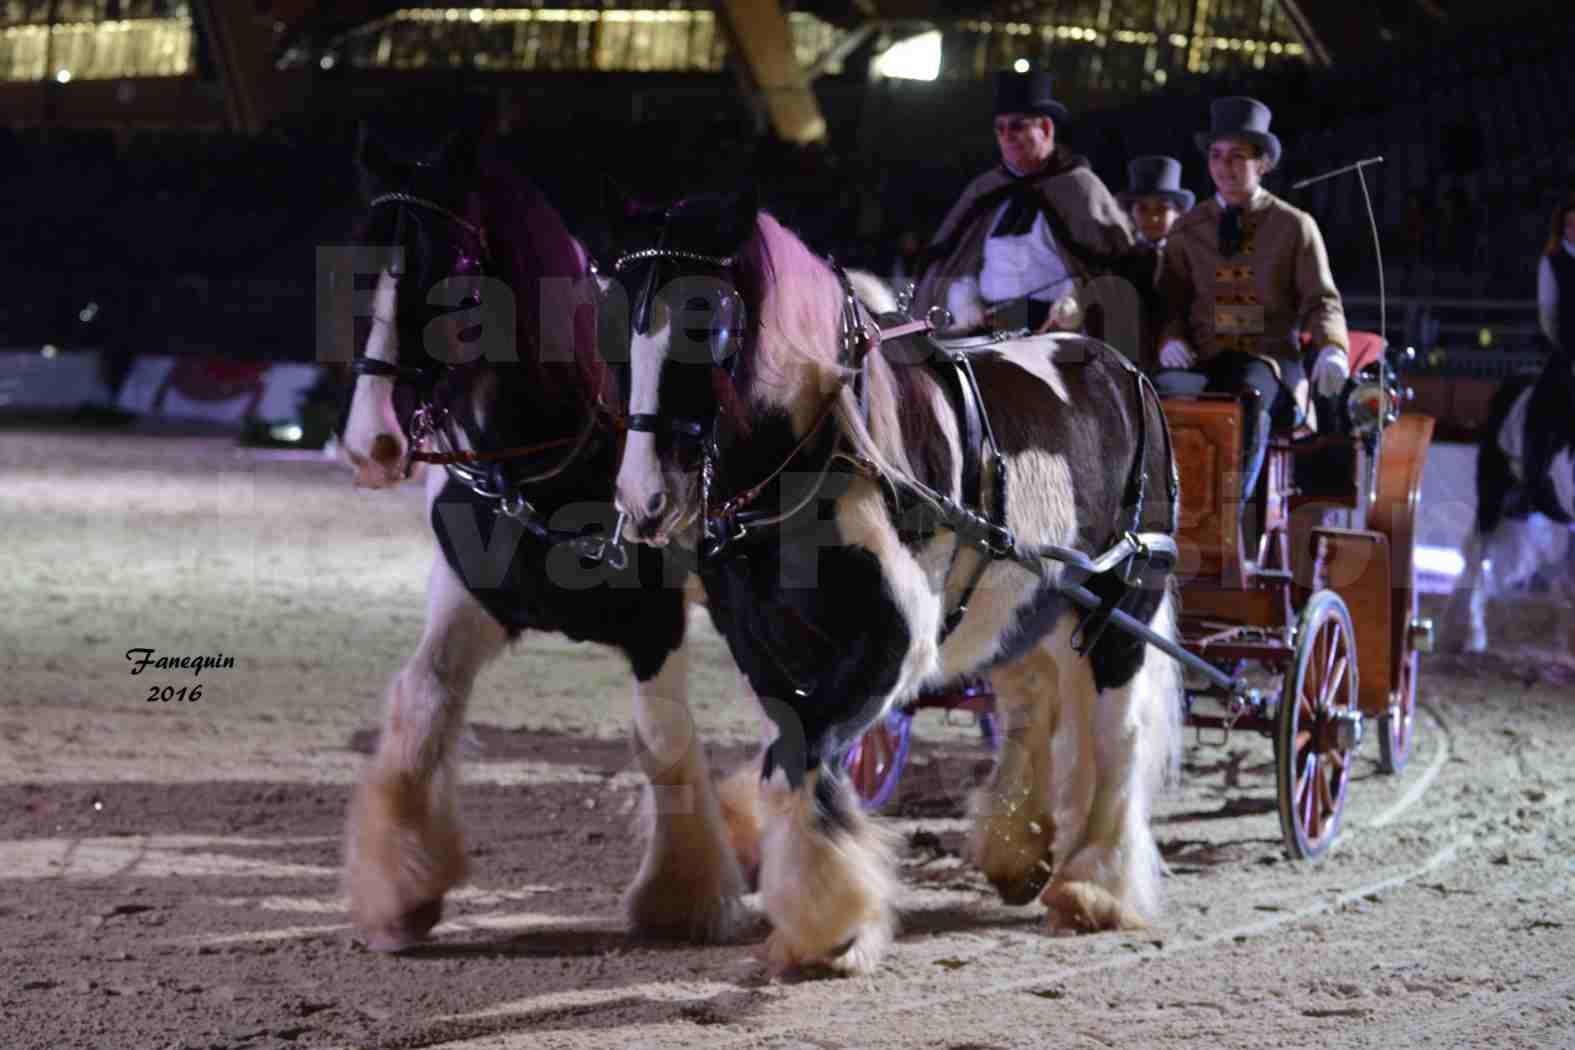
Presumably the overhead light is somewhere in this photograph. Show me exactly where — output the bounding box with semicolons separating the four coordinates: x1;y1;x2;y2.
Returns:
873;30;942;81
1013;58;1029;73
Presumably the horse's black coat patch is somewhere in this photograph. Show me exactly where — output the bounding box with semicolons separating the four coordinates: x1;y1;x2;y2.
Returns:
700;412;912;783
351;136;689;686
430;477;686;682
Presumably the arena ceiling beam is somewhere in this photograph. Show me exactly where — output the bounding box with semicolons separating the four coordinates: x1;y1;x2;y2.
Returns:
714;0;829;146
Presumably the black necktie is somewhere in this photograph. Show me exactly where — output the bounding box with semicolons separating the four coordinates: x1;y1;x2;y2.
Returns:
992;181;1042;238
1220;206;1244;257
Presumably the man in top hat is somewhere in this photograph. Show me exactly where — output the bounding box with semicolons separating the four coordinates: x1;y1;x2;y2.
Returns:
1119;155;1194;367
1155;96;1349;507
912;69;1135;334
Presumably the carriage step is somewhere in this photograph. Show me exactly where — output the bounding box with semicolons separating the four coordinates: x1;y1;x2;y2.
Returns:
1253;568;1294;583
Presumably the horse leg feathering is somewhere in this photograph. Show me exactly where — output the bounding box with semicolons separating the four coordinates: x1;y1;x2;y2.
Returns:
346;557;505;951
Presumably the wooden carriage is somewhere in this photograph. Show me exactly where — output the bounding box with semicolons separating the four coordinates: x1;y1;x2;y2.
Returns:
1163;330;1434;857
846;332;1435;861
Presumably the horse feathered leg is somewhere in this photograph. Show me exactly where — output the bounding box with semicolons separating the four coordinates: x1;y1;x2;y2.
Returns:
624;642;750;943
1041;591;1179;932
346;555;507;951
759;768;897;976
967;644;1057;905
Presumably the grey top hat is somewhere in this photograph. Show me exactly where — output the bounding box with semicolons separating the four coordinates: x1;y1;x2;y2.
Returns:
1194;96;1282;168
992;70;1068;122
1118;155;1195;211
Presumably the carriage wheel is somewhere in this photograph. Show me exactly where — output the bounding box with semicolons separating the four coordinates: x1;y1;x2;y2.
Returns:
1370;413;1433;775
1378;601;1419;774
1276;591;1360;861
843;708;914;812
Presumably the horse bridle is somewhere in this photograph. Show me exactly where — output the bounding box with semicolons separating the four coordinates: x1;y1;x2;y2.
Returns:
352;190;628;565
614;236;943;560
612;244;739;445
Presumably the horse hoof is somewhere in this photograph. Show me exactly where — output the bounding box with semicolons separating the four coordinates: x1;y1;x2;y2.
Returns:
992;863;1053;907
362;898;444;952
1042;880;1145;933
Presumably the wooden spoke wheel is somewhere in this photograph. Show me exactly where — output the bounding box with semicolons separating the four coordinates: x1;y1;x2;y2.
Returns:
1370;412;1433;774
1276;591;1360;861
1378;597;1420;774
843;708;914;812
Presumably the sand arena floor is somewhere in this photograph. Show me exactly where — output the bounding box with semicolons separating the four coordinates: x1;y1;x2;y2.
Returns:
2;426;1573;1050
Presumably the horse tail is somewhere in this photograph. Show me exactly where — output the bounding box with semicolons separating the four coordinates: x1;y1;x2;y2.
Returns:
1477;376;1533;535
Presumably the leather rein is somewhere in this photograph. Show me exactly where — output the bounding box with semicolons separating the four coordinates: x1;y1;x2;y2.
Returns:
351;191;630;564
614;240;1180;658
610;241;948;563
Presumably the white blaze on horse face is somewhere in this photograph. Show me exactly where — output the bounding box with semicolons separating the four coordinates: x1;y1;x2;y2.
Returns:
343;271;408;488
615;316;676;542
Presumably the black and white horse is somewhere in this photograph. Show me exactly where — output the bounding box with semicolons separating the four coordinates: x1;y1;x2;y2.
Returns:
1445;354;1575;652
608;193;1181;975
336;128;747;950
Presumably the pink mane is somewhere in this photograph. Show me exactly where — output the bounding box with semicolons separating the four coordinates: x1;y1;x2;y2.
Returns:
471;166;614;410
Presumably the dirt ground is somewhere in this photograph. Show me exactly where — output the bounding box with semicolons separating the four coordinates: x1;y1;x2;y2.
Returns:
3;427;1574;1050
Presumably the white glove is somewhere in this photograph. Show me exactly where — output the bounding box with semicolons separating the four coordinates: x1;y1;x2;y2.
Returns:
1311;345;1350;396
1159;339;1194;369
943;276;985;333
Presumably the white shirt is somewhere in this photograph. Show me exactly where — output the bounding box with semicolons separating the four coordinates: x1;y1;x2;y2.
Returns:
1535;239;1575;346
979;207;1073;304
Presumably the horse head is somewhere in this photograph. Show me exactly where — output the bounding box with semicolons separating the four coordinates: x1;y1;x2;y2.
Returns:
339;122;605;497
611;186;856;546
610;188;910;552
338;123;496;488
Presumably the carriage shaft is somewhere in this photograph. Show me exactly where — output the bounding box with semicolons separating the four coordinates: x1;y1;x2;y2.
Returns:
1058;582;1254;701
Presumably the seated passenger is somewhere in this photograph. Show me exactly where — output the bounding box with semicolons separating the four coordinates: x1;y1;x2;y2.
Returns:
1118;155;1193;368
1156;97;1350;504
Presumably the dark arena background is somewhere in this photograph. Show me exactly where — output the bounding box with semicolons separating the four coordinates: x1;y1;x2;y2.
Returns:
3;3;1574;1048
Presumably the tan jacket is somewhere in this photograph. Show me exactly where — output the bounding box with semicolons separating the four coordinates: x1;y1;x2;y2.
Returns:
1160;191;1347;371
913;153;1135;318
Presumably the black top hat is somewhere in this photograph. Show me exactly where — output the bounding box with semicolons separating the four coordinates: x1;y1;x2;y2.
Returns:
1118;155;1195;211
992;70;1068;122
1194;96;1282;168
